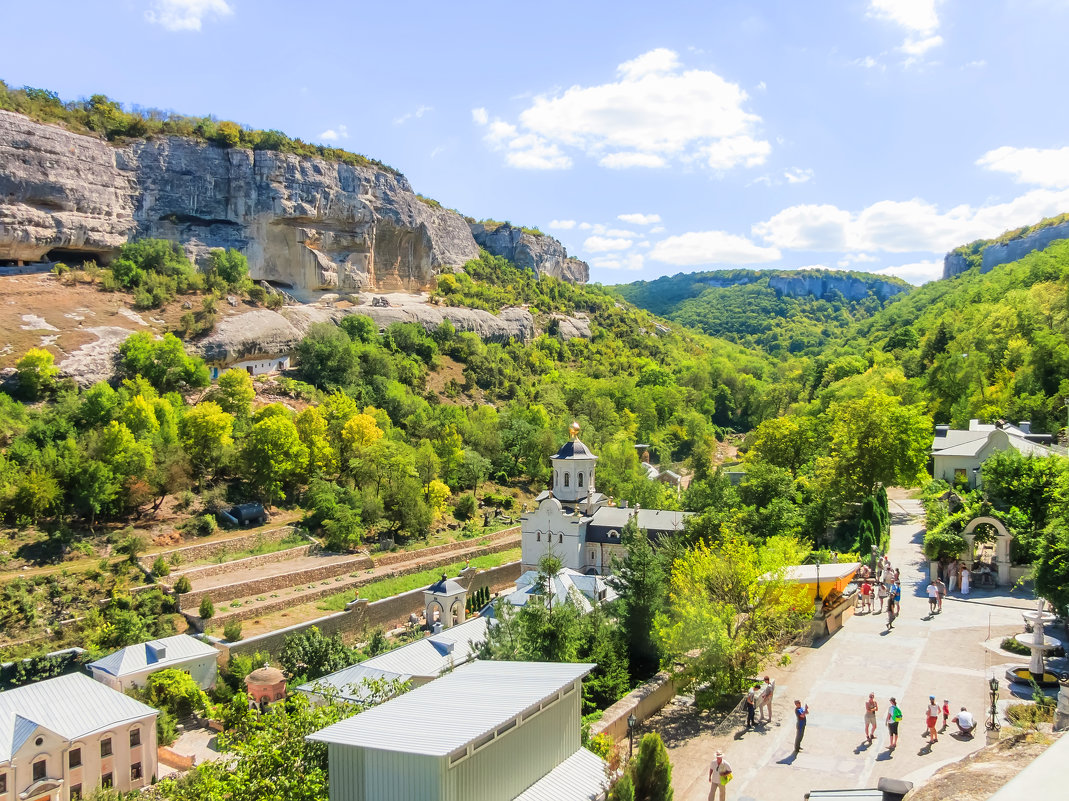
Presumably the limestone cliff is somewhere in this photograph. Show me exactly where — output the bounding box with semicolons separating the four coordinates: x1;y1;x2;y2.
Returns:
942;219;1069;279
0;110;480;292
470;222;589;282
767;272;907;301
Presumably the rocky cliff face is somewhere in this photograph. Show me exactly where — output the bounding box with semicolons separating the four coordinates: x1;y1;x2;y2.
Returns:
0;110;480;292
942;220;1069;279
470;222;589;283
768;273;907;301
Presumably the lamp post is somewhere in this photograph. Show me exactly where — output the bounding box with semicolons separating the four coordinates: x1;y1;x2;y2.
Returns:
627;712;637;759
986;676;1000;731
815;562;822;603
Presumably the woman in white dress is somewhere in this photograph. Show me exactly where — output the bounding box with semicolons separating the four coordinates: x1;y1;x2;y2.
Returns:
960;564;970;595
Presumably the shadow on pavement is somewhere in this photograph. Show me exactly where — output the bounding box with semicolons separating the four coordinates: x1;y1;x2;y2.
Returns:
777;752;798;766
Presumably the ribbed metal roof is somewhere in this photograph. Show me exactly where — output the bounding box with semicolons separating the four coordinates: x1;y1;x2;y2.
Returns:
501;570;618;614
297;617;490;702
553;440;596;460
0;673;158;760
513;747;608;801
88;633;218;678
308;660;594;755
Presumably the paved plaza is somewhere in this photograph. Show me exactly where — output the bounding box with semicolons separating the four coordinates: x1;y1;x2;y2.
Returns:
655;497;1041;801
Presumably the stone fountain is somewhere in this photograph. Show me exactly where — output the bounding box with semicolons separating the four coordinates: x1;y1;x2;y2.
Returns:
1005;597;1062;688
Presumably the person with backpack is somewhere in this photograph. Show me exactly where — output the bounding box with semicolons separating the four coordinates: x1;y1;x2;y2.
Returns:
886;697;902;749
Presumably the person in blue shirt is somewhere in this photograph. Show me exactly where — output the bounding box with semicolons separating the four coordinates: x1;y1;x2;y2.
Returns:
793;700;809;752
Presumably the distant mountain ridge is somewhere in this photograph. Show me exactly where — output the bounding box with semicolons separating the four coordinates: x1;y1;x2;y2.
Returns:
611;269;909;356
943;213;1069;279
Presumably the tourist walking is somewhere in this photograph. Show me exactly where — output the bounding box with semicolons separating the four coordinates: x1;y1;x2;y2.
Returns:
927;579;939;614
893;581;902;614
941;699;950;731
886;697;902;749
793;700;809;752
936;577;947;612
759;675;775;722
861;580;873;613
876;581;888;613
864;693;878;742
961;565;971;595
708;750;732;801
886;591;896;629
925;696;940;744
745;683;758;728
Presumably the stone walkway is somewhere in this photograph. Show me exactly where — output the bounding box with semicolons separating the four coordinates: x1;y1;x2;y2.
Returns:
654;498;1036;801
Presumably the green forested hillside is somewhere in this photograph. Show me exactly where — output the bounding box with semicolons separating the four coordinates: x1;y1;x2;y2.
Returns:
611;269;908;356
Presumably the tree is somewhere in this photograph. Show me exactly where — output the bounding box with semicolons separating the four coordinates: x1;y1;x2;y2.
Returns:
608;518;666;680
174;576;192;594
180;402;234;479
224;620;243;642
630;732;673;801
118;332;209;393
279;626;358;683
657;535;811;697
454;494;477;521
16;348;59;399
295;407;338;478
241;415;309;504
212;369;255;418
296;323;360;389
745;415;815;477
199;596;215;619
144;668;209;718
458;449;491;497
819;390;932;504
208;248;250;289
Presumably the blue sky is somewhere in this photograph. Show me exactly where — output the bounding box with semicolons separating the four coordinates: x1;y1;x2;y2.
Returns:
5;0;1069;285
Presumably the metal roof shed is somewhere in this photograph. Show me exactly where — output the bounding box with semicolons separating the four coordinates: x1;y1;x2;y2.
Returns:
308;661;605;801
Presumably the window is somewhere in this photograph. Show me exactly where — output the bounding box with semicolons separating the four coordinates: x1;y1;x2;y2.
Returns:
558;534;563;544
129;729;141;748
32;760;45;782
564;473;569;487
69;748;82;768
536;532;540;542
577;472;584;487
0;774;6;793
131;762;143;781
102;773;113;790
70;785;82;800
34;737;43;747
100;738;112;757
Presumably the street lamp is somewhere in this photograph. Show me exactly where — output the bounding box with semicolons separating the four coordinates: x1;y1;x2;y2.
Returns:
815;562;822;603
986;676;1000;731
627;712;637;759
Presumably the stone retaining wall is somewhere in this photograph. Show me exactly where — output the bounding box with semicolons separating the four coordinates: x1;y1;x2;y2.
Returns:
168;543;315;584
371;527;519;567
138;526;300;570
177;552;374;612
157;746;195;771
589;671;678;742
186;537;520;629
218;561;522;659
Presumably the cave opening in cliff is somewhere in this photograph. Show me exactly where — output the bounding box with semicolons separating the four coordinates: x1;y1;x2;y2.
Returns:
45;248;109;266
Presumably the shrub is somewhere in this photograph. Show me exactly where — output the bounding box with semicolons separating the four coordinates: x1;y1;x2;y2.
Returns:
1006;702;1054;727
152;557;171;578
157;709;178;746
223;620;243;642
174;576;192;594
180;514;218;538
454;494;477;521
199;596;215;620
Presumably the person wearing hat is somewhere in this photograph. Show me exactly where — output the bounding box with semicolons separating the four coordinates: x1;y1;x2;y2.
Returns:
708;750;732;800
925;696;940;744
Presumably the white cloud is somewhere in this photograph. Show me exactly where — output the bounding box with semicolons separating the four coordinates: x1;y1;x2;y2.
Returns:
784;167;814;184
395;105;432;125
478;48;768;172
599;152;668;169
649;231;781;266
755;81;767;92
855;55;881;69
145;0;232;31
977;145;1069;188
618;213;662;225
318;125;349;142
473;111;572;170
875;259;943;285
548;219;577;230
867;0;944;61
754;188;1069;253
590;253;646;271
584;236;633;253
578;222;594;230
649;226;666;234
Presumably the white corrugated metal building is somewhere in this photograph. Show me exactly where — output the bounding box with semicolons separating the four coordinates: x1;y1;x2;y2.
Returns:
308;660;607;801
297;617;491;703
0;672;158;801
87;634;220;691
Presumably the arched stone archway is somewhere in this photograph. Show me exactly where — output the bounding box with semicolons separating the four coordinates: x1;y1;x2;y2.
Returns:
961;516;1012;587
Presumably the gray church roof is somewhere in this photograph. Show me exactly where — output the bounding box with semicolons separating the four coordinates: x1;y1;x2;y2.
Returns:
426;576;466;595
553;439;596;460
584;506;692;543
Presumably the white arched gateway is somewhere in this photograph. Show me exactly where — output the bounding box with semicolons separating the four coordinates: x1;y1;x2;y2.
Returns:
960;516;1012;587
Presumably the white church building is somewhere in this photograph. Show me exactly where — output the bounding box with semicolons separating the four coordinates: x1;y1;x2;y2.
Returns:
520;432;691;575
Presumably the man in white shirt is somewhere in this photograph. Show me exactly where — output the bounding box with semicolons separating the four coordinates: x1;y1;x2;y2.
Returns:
708;750;732;801
953;707;976;736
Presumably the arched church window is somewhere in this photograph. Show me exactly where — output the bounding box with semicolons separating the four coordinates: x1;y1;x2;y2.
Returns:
536;532;541;542
559;533;563;544
578;473;584;488
564;473;570;488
